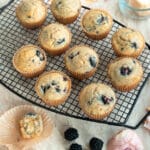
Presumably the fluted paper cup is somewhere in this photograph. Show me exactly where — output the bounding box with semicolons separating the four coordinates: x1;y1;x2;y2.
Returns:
0;105;53;149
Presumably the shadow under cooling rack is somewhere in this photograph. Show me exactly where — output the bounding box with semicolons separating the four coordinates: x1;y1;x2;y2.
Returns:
0;0;150;128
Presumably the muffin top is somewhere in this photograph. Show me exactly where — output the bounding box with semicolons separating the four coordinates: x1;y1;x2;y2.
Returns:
13;45;46;73
82;9;113;35
50;0;81;18
65;45;99;74
39;23;71;51
108;57;143;87
20;112;43;139
35;71;71;102
79;83;116;116
16;0;47;24
112;28;145;57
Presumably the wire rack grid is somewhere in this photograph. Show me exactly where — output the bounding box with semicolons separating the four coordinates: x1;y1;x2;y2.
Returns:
0;0;150;128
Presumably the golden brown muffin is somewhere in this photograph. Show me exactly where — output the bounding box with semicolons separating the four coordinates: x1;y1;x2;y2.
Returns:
64;45;99;80
12;44;47;78
107;57;143;92
19;112;43;139
16;0;47;29
81;9;113;40
112;28;145;58
35;71;72;106
39;23;72;56
79;83;117;120
50;0;81;24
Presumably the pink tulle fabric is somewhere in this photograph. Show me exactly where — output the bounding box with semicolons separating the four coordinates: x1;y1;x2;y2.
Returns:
107;129;144;150
144;115;150;131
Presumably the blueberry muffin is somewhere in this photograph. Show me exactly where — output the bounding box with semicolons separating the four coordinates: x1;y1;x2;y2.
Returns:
12;45;47;78
35;71;72;106
112;28;145;58
64;45;99;80
19;112;43;139
50;0;81;24
39;23;72;56
79;83;117;120
16;0;47;29
81;9;113;40
108;57;143;92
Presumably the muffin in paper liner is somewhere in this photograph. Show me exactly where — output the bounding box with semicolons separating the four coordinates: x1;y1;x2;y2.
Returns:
79;83;117;120
12;44;47;78
107;57;143;92
81;9;113;40
16;0;48;29
0;105;53;149
64;45;99;80
50;0;81;24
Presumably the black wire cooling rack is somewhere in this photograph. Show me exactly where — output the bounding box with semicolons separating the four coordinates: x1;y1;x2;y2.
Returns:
0;0;150;129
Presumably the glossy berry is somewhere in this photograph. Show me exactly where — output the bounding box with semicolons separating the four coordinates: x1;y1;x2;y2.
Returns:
68;51;80;59
131;42;138;49
25;112;36;116
101;95;113;105
69;143;82;150
89;137;104;150
89;56;97;68
120;66;132;76
96;14;107;25
51;80;57;86
36;50;45;61
41;84;51;94
64;128;79;141
55;87;61;93
56;38;65;45
36;50;41;57
63;77;68;81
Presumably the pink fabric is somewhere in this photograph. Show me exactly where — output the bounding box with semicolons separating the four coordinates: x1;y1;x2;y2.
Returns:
144;115;150;131
107;129;144;150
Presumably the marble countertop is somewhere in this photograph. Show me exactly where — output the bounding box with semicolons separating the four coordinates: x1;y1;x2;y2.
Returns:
0;0;150;150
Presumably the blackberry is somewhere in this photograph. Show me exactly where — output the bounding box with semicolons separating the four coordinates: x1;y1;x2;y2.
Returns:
89;137;104;150
64;128;79;141
69;143;82;150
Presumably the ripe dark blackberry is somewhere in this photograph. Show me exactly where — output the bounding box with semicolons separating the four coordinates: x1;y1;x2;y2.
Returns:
69;143;82;150
64;128;79;141
89;137;104;150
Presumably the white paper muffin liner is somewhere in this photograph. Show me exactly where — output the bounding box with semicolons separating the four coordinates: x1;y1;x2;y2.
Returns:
0;105;53;149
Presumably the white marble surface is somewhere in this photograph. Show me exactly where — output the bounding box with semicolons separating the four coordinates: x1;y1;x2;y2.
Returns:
0;0;11;8
0;0;150;150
